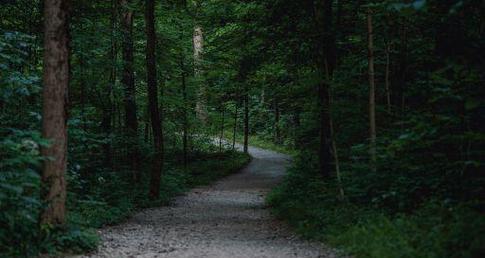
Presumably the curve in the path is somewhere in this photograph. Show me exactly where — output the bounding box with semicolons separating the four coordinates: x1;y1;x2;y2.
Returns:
81;145;339;258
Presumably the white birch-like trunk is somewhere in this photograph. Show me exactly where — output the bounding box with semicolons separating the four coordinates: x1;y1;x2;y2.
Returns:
193;25;208;124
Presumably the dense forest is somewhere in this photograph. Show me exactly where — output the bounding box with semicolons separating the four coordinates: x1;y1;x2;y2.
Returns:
1;0;484;257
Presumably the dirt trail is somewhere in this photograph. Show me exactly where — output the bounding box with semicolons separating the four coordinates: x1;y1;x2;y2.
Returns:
79;145;340;258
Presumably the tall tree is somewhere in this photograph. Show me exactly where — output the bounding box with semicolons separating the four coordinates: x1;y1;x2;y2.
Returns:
145;0;163;199
102;0;118;168
232;101;238;150
384;41;391;113
193;0;208;124
180;57;189;169
40;0;70;225
219;106;225;152
243;85;249;153
274;99;281;144
367;8;377;171
242;76;249;153
120;0;140;181
314;0;336;177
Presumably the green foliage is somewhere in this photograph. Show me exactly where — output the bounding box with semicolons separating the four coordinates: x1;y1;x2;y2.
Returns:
268;158;485;258
2;0;484;256
0;130;43;256
38;225;98;255
329;203;485;258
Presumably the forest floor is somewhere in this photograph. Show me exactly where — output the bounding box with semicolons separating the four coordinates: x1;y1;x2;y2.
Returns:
75;145;340;258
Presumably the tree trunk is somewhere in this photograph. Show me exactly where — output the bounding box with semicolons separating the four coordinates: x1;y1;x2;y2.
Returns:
243;84;249;153
367;9;377;171
274;99;281;144
103;0;117;169
144;111;149;143
193;13;207;124
385;43;391;113
314;0;335;177
330;114;344;199
232;102;238;151
219;107;225;152
181;58;188;169
396;18;408;126
40;0;69;226
145;0;163;199
293;109;301;148
79;43;87;132
120;0;140;181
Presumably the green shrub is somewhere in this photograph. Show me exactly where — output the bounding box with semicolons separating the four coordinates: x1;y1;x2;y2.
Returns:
329;203;485;258
39;225;98;255
268;154;485;258
0;130;43;257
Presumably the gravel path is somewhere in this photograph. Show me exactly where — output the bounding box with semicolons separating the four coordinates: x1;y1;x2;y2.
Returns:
79;145;340;258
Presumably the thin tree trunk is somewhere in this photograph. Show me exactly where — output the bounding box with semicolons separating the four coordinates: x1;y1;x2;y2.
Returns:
116;95;122;130
40;0;69;226
145;0;163;199
367;9;377;171
232;102;238;150
329;84;344;199
397;19;408;130
103;0;117;169
385;44;391;113
260;87;265;106
274;99;280;144
80;43;87;131
243;84;249;153
120;0;140;181
314;0;335;177
112;93;120;170
330;116;344;199
293;109;300;148
144;113;149;143
181;58;188;168
219;107;225;152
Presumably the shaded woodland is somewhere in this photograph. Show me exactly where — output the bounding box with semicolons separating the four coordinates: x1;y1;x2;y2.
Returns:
0;0;484;257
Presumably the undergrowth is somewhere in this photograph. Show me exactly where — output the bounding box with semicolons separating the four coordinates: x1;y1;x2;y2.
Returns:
0;148;250;257
267;156;485;258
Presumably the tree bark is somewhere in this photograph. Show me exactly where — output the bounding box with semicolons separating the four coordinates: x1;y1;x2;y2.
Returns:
385;43;391;113
79;40;87;131
314;0;335;177
180;58;188;169
232;101;238;151
145;0;163;199
144;109;150;143
274;99;281;144
102;0;117;169
243;84;249;153
40;0;70;226
219;107;225;152
120;0;140;181
330;113;344;200
193;2;207;124
367;9;377;171
396;18;408;123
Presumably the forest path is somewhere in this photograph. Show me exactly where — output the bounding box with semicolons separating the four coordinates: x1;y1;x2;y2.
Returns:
79;145;339;258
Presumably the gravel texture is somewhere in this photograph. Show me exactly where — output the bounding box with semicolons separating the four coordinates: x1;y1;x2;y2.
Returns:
78;145;341;258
